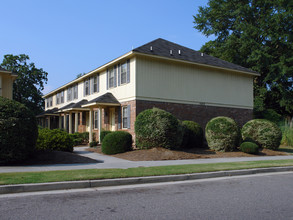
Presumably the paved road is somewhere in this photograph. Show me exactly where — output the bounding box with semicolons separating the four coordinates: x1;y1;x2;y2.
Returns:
1;172;293;220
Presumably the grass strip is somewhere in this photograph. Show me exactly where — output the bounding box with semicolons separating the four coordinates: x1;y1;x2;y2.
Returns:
1;159;293;185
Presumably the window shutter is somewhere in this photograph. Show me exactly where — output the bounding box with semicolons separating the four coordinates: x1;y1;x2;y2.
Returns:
118;64;121;86
114;65;117;87
127;59;130;83
118;107;121;129
127;105;131;129
97;74;100;92
106;69;109;90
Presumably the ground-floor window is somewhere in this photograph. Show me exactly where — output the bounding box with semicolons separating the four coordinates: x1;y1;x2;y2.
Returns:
122;106;128;128
94;110;99;129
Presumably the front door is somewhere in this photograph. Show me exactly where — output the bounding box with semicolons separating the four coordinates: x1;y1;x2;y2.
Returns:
109;108;115;131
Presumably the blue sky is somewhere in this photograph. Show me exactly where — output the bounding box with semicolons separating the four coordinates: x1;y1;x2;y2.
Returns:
0;0;212;94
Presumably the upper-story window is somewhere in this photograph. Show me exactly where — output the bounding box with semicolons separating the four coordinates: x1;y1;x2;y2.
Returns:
47;96;53;108
61;90;64;103
67;86;72;101
108;68;114;88
92;74;99;93
73;84;78;99
56;90;64;105
121;62;127;84
84;78;90;96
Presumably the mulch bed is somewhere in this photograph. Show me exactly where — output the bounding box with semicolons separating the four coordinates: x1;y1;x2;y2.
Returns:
89;146;288;161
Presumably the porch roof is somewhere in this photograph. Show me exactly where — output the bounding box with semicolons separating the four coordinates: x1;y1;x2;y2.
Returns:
61;99;90;111
57;102;76;112
82;92;120;107
36;108;59;117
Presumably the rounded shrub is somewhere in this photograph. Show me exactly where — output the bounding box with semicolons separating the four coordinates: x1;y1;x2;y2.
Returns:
89;141;98;148
241;119;282;150
240;142;259;154
0;97;38;164
205;116;240;152
135;108;183;149
102;131;132;155
100;130;113;143
181;120;203;148
37;128;74;152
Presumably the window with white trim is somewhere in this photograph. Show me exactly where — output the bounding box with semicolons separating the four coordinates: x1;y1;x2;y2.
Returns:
73;84;78;99
56;90;64;104
47;96;53;107
121;62;127;84
109;68;114;88
122;106;128;129
67;87;72;101
84;79;90;96
61;90;64;103
93;75;98;93
94;110;99;129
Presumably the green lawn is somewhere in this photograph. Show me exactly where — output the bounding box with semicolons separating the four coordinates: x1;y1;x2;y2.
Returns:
1;159;293;185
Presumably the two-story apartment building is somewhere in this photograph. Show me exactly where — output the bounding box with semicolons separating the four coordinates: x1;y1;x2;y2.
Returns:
0;67;17;99
39;38;259;142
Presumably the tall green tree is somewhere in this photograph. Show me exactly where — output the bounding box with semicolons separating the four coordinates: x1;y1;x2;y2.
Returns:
1;54;48;115
193;0;293;118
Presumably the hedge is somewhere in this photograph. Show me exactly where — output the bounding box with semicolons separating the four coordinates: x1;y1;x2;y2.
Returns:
0;97;38;164
101;131;132;155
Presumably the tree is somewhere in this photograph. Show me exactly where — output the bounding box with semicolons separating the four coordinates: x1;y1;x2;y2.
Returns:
76;73;86;79
193;0;293;118
1;54;48;115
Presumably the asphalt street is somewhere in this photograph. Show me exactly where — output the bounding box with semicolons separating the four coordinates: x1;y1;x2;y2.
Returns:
1;172;293;220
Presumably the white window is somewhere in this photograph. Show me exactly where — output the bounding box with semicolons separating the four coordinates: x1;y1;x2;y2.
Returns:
93;75;98;93
61;91;64;103
56;90;64;104
122;106;128;129
73;84;78;99
56;93;60;105
84;79;90;96
121;62;127;84
109;68;114;88
94;110;99;129
47;97;53;107
67;87;72;101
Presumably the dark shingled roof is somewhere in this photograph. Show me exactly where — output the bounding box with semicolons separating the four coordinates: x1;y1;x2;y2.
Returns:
71;99;89;108
37;107;59;117
88;93;120;105
58;102;76;111
133;38;257;74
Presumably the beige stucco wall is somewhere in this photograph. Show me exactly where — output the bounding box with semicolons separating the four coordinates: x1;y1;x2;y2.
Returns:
0;73;14;99
45;57;136;110
135;56;254;109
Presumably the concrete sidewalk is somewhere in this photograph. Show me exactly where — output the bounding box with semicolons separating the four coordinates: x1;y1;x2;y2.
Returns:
1;146;293;173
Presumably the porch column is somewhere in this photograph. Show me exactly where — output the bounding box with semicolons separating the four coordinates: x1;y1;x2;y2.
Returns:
47;116;51;129
69;112;73;134
89;108;93;142
63;114;67;132
59;115;62;129
74;112;78;133
99;107;102;143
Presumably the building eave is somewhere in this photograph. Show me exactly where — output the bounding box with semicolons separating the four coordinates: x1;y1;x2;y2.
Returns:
43;51;134;98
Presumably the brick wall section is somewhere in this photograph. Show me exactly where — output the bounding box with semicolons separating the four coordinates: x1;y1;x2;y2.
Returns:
136;100;253;129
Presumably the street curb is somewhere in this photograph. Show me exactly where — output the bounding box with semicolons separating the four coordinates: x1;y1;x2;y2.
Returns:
1;166;293;194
